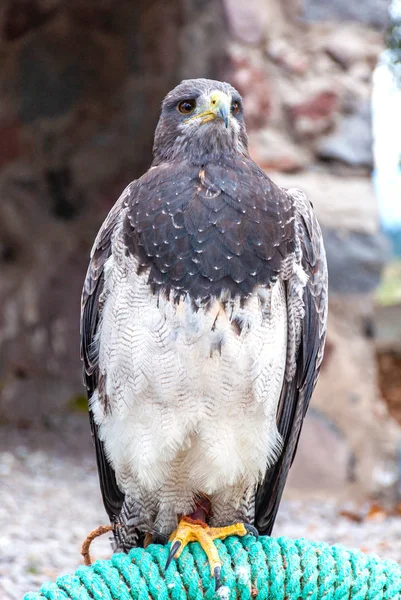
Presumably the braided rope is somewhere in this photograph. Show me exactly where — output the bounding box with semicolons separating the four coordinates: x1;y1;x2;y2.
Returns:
23;535;401;600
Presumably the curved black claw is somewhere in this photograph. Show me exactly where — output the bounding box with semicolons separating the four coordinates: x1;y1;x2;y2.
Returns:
165;540;182;570
214;566;221;591
244;524;259;540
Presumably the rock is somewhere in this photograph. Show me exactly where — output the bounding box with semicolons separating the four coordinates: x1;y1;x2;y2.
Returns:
249;128;311;172
66;0;115;30
222;0;267;45
286;90;339;138
271;171;380;235
322;227;388;294
317;102;373;167
266;38;309;75
375;303;401;353
290;295;401;503
324;27;383;69
0;118;23;167
288;408;352;491
303;0;391;30
2;0;59;42
17;39;84;122
0;0;254;425
227;50;272;129
0;0;398;513
288;90;338;120
175;0;228;80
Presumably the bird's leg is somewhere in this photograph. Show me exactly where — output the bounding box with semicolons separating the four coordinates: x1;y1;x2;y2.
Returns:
166;496;258;590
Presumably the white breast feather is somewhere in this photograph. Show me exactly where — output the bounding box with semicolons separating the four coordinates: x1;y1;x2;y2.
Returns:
91;223;288;504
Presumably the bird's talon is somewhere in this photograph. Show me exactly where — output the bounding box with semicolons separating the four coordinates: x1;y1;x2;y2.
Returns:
167;517;251;586
214;566;221;591
166;540;182;570
244;523;259;539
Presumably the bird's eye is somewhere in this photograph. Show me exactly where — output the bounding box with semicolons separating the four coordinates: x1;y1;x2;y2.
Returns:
178;99;196;114
231;101;241;116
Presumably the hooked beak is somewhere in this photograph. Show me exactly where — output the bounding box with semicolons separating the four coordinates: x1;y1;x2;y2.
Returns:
188;90;231;128
209;90;230;128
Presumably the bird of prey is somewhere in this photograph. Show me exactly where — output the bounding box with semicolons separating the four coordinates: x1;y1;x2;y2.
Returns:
81;78;327;588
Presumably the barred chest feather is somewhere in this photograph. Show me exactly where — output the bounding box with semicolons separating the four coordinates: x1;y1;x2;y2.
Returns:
90;224;287;500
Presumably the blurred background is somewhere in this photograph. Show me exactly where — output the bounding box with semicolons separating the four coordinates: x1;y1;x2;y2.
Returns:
1;0;401;597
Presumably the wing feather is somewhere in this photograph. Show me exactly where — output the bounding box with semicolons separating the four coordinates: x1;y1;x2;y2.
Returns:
80;183;134;522
255;188;328;534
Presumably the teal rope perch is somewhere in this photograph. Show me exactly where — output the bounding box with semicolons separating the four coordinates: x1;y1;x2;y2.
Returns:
23;535;401;600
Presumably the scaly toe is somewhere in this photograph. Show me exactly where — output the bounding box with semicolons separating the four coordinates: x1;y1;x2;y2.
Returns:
208;522;248;540
166;518;250;582
166;518;222;578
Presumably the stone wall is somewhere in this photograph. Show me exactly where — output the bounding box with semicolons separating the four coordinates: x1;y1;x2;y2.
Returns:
0;0;228;424
0;0;399;501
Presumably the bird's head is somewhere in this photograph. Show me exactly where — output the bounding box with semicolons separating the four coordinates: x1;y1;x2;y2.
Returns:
152;79;249;166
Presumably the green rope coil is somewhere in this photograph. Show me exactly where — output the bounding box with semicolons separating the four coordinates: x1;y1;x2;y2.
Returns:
23;535;401;600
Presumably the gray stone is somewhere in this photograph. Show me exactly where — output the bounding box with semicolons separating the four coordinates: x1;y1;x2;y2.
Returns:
322;227;389;294
271;172;380;236
222;0;267;45
0;0;399;514
0;1;233;425
304;295;401;504
288;408;352;491
323;28;383;70
18;40;84;123
303;0;391;29
179;0;229;79
317;102;374;167
249;128;312;172
375;303;401;352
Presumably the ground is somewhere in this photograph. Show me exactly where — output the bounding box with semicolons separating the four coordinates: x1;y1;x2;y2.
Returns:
2;417;401;600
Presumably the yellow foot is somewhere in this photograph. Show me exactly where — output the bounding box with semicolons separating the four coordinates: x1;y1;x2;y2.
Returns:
166;518;258;589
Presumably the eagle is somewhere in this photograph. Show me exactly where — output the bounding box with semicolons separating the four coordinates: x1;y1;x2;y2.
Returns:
81;78;327;588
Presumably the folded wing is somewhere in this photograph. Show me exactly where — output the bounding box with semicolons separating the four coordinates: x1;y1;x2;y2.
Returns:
80;184;135;523
255;188;328;534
